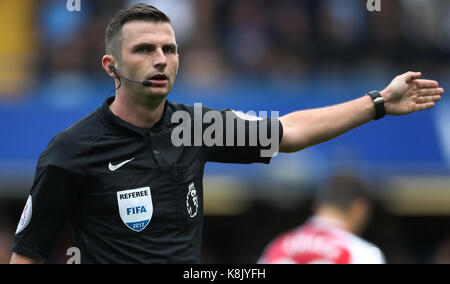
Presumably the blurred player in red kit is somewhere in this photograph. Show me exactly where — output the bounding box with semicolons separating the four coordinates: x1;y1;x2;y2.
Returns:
258;173;385;264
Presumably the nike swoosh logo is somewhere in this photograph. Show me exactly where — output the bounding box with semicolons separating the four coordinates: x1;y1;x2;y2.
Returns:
108;158;135;172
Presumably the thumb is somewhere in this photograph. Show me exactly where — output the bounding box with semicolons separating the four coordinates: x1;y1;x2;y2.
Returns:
404;71;422;83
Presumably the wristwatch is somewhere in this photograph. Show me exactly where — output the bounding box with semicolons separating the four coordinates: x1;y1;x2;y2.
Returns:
367;90;386;120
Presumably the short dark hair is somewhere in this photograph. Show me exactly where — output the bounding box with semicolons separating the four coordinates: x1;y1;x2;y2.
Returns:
105;4;171;59
315;173;371;212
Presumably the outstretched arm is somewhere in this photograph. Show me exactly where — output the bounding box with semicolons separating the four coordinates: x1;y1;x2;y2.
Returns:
279;72;445;153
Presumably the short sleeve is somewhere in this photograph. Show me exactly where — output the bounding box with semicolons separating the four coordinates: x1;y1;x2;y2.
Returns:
351;243;386;264
202;107;283;164
11;133;83;260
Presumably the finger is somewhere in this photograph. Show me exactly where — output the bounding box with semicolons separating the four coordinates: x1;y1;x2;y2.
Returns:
405;71;422;83
414;79;439;89
432;95;442;102
415;102;435;112
416;95;441;104
417;88;445;97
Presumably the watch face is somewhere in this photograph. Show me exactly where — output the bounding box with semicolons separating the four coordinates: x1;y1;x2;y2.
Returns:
374;97;384;104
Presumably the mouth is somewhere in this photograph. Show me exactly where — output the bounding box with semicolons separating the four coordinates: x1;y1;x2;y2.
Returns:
146;73;169;86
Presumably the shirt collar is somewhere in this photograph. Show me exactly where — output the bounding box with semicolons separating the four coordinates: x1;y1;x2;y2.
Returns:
98;96;171;137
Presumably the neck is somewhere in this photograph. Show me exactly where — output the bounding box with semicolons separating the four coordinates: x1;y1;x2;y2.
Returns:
110;92;166;129
314;207;353;233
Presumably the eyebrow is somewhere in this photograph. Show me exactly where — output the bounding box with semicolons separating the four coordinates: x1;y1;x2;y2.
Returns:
131;42;178;52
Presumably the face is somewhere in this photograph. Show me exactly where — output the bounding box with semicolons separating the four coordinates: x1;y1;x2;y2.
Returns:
115;21;179;98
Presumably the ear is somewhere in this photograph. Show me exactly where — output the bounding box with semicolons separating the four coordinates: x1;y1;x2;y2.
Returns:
175;53;180;75
351;199;369;220
102;55;118;79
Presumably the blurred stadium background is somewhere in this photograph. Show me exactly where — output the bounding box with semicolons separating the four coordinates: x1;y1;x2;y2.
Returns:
1;0;450;264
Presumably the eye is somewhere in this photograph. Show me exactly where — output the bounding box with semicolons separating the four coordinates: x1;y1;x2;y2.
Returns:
136;46;149;53
163;45;176;54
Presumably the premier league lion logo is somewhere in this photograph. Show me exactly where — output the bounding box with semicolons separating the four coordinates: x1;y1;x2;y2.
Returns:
186;182;198;218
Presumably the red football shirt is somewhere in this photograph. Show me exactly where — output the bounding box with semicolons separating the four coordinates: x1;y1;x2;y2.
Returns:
259;217;385;264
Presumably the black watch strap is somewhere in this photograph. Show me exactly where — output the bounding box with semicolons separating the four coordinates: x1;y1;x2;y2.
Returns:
367;91;386;120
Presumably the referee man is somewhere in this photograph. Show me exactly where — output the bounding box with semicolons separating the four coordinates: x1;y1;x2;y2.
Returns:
10;4;444;264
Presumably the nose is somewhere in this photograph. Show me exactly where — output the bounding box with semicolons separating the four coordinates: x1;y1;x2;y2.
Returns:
153;48;167;70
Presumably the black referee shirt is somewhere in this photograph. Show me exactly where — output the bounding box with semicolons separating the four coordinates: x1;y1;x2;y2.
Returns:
12;96;283;264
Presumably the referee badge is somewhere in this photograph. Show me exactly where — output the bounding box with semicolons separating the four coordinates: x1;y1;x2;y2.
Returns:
116;187;153;232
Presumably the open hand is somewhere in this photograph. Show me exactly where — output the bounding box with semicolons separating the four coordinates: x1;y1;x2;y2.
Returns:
381;72;445;115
